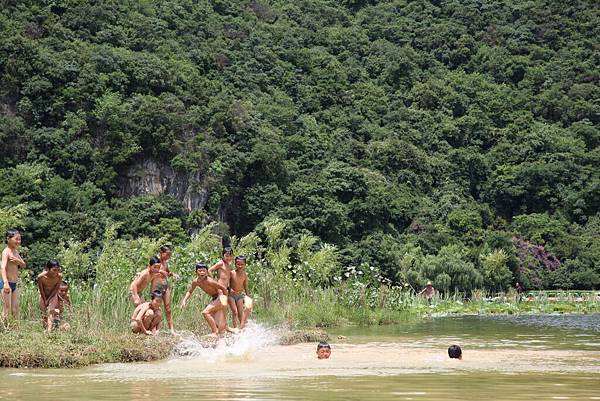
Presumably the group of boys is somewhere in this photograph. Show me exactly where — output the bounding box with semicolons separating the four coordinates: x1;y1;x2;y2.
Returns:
128;246;253;337
36;260;71;332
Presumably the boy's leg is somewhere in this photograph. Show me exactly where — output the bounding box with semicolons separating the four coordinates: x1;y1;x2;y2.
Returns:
228;296;240;328
2;289;11;320
59;320;70;331
142;309;155;330
238;298;252;329
150;310;162;332
235;298;245;328
11;288;19;320
202;301;220;334
39;295;48;324
163;287;175;333
130;320;141;334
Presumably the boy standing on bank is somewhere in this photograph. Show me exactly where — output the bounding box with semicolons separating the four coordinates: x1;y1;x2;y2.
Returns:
228;255;253;329
156;245;177;335
1;229;26;320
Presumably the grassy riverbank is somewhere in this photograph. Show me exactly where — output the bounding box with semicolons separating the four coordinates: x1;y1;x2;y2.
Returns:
1;225;598;368
0;283;598;368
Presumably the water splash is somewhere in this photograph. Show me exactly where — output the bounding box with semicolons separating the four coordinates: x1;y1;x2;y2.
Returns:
173;321;279;363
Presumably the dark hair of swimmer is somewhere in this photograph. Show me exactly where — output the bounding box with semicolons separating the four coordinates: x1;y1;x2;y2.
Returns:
151;290;163;300
149;256;161;265
448;344;462;359
46;259;61;270
235;255;247;263
317;341;331;351
159;245;172;253
223;247;233;256
60;280;69;287
195;262;208;271
5;229;20;243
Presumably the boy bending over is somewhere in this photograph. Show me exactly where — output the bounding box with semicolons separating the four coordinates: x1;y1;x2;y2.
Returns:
47;281;71;333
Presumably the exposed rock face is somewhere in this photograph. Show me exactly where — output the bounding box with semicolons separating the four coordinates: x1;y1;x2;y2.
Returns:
116;159;208;212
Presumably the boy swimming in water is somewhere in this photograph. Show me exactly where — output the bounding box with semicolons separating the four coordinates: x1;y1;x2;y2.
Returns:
46;281;71;333
448;344;462;360
130;290;163;335
181;263;229;336
37;260;63;322
128;256;164;307
155;245;177;335
228;255;252;329
317;341;332;359
1;229;26;320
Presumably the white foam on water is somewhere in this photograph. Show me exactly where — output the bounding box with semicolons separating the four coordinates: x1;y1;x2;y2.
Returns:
173;321;279;363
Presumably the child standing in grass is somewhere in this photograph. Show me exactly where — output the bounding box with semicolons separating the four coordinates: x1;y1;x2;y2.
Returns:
209;247;234;330
130;290;163;335
156;245;177;335
37;260;63;323
228;255;253;329
1;229;26;320
181;263;229;337
46;281;71;333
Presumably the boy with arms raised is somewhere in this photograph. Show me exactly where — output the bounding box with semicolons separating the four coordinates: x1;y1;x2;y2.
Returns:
181;263;229;337
228;255;253;329
37;260;63;322
130;290;163;335
128;256;164;307
46;281;71;333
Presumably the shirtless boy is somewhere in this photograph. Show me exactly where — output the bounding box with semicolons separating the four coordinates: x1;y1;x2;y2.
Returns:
130;290;163;335
229;255;253;329
128;256;163;307
38;260;63;321
1;229;26;320
181;263;229;336
156;245;177;335
46;281;71;333
208;247;233;328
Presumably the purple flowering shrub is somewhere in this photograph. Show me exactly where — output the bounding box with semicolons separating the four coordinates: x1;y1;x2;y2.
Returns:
512;237;561;289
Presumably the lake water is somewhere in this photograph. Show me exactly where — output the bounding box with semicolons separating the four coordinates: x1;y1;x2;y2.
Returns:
1;315;599;400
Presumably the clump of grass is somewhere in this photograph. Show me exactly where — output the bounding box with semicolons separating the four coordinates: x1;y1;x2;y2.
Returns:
0;321;177;368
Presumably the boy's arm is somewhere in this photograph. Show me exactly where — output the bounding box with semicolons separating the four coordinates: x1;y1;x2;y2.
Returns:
133;304;150;333
1;251;9;293
211;278;228;294
208;261;221;275
37;274;47;304
129;273;144;298
243;275;250;297
180;282;196;308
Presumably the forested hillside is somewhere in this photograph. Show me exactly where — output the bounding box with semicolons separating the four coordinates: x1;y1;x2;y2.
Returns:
0;0;598;291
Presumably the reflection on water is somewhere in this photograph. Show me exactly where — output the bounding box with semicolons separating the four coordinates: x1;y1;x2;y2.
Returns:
2;315;600;400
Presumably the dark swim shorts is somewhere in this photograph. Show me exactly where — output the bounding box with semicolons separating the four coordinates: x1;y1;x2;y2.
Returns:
0;281;17;291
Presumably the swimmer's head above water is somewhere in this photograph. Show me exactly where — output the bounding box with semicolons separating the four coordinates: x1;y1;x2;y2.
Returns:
448;344;462;360
317;341;331;359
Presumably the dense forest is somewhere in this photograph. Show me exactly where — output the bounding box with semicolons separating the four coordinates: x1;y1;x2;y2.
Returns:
0;0;598;292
